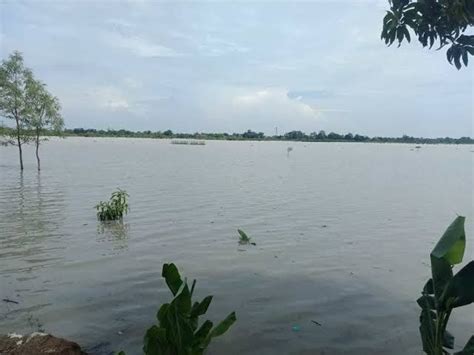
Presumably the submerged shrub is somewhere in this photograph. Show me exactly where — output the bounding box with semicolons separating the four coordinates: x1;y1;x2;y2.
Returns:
119;263;236;355
418;216;474;355
95;189;129;221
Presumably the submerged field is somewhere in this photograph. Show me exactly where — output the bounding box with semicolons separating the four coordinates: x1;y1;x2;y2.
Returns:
0;138;473;354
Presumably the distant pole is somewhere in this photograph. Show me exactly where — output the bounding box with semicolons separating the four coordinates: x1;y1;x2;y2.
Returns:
275;127;278;136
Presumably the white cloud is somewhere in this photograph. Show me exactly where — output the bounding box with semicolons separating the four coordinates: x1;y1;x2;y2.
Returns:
198;35;249;56
232;88;318;119
199;87;322;133
92;86;130;111
105;32;179;57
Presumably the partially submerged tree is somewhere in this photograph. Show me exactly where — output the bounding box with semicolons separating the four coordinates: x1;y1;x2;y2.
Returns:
0;51;33;170
0;51;63;170
381;0;474;69
25;77;63;170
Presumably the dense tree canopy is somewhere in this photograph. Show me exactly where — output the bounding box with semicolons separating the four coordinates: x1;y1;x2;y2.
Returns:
381;0;474;69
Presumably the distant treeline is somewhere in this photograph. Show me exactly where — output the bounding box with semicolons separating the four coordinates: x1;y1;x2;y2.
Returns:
1;126;473;144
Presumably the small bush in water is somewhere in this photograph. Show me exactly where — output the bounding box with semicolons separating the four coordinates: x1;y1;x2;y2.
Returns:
119;263;236;355
418;216;474;355
95;189;129;221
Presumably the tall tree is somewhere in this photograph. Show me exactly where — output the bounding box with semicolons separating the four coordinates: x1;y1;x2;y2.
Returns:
25;77;63;171
381;0;474;69
0;51;33;170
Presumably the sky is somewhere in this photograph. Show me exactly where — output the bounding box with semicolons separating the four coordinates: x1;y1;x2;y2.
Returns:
0;0;473;137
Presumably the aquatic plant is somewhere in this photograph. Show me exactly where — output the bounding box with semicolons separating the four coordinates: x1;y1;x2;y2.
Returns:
237;229;258;246
95;189;129;221
237;229;251;244
120;263;236;355
418;216;474;355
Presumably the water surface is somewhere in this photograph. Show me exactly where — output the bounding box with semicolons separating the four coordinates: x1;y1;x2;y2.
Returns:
1;138;473;354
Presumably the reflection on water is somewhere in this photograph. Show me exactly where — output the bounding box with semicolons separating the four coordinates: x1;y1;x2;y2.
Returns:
0;171;65;265
97;221;130;251
0;138;473;355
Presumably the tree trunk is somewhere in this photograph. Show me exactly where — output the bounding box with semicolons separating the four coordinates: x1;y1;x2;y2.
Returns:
15;116;24;170
36;128;40;171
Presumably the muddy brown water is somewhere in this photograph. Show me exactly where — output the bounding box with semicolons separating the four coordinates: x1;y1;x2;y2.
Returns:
1;138;473;354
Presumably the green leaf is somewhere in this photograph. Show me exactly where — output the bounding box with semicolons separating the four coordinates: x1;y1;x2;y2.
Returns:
162;263;183;296
194;320;213;342
441;261;474;308
419;309;436;354
430;217;465;301
431;255;453;305
171;283;192;314
143;325;167;355
209;311;237;338
454;54;462;69
443;330;455;349
157;303;170;325
165;303;194;352
417;295;435;309
423;279;434;295
462;49;468;66
431;216;466;265
237;229;250;241
454;335;474;355
402;26;411;42
191;296;213;318
397;28;404;45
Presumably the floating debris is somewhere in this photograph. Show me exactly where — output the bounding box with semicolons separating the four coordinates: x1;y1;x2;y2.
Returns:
171;140;206;145
2;298;19;304
291;325;301;332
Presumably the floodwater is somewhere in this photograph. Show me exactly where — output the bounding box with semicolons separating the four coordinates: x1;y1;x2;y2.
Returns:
0;138;473;354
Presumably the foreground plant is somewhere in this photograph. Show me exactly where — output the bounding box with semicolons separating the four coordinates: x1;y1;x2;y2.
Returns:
120;263;236;355
95;189;129;221
418;216;474;355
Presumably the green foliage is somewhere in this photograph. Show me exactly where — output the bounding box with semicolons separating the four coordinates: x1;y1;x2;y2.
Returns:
24;73;63;133
62;128;474;145
24;75;63;170
381;0;474;69
237;229;256;246
134;263;236;355
0;51;34;169
418;216;474;355
237;229;251;244
0;50;63;169
96;189;129;221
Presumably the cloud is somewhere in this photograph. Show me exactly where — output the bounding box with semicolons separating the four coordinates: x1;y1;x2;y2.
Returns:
287;90;333;100
233;88;318;118
104;32;179;57
197;87;322;133
92;86;130;111
3;0;471;137
197;35;249;56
